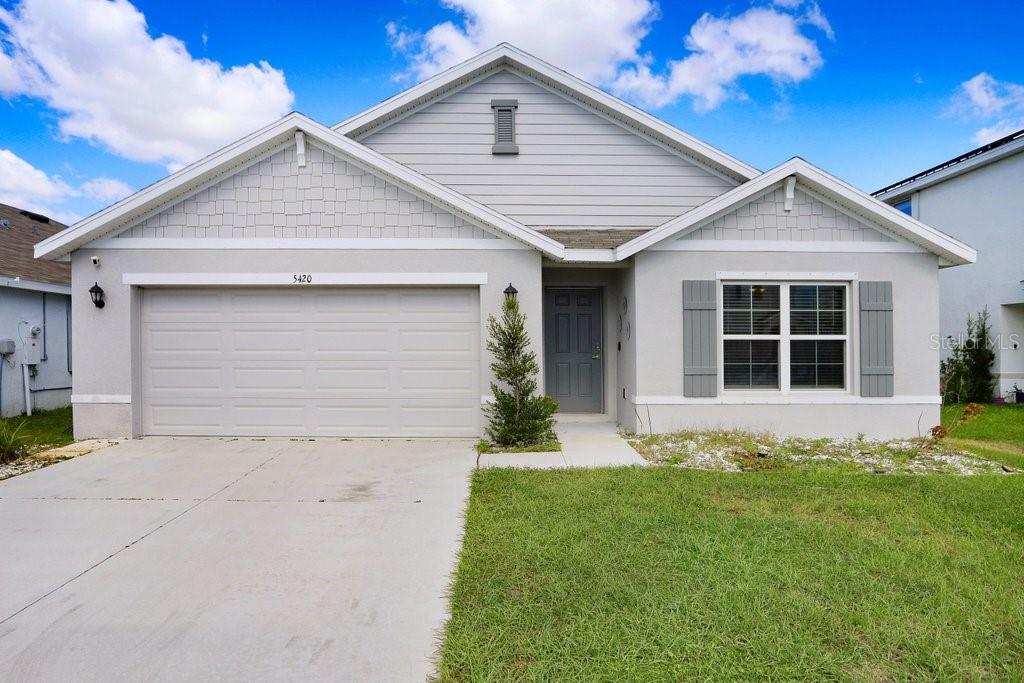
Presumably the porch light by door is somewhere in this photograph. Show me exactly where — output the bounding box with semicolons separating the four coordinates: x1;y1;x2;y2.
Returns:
89;282;105;308
504;282;518;300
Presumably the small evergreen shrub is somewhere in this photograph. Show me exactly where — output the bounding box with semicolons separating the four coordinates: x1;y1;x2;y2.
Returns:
940;308;996;404
484;294;558;447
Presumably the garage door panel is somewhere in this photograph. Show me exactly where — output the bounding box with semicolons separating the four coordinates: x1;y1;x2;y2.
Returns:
231;329;307;354
398;366;476;393
146;327;224;354
315;367;392;392
398;328;477;353
149;366;224;391
312;328;393;354
397;291;478;321
232;367;308;391
141;287;480;437
142;291;224;322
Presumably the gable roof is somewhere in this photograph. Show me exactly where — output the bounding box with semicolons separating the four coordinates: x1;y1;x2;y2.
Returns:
615;158;977;266
0;203;70;286
873;127;1024;201
35;112;565;261
334;43;759;183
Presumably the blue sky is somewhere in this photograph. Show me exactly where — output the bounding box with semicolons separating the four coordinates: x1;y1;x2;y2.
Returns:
1;0;1021;223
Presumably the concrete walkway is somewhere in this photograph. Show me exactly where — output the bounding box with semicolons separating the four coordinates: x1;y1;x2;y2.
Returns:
480;418;647;468
0;437;474;682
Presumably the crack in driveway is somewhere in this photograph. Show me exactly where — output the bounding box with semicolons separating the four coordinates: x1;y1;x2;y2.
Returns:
0;453;279;626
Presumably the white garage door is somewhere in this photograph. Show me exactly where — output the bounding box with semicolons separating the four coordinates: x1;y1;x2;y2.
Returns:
140;287;480;437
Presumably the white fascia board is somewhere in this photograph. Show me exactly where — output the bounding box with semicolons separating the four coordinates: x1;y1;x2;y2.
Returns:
333;43;759;182
0;277;71;295
35;111;565;261
656;240;925;254
122;272;489;286
874;136;1024;201
615;158;978;266
562;248;617;262
90;238;527;250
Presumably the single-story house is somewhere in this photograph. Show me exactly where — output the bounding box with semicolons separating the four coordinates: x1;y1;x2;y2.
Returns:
2;204;72;417
874;129;1023;399
35;44;975;440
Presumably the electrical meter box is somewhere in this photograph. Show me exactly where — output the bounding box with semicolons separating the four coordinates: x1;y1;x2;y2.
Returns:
20;325;42;365
0;339;14;355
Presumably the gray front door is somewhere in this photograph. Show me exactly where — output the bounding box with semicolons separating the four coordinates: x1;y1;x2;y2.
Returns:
544;288;603;412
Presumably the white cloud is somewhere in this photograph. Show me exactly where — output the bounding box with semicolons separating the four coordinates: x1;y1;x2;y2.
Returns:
0;149;78;222
0;148;134;224
613;7;826;111
0;0;294;171
952;73;1024;118
390;0;656;85
79;177;133;202
387;0;831;112
948;72;1024;146
972;120;1022;146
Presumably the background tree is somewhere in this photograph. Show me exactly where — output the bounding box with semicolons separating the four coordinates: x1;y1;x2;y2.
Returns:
484;292;557;446
941;307;996;404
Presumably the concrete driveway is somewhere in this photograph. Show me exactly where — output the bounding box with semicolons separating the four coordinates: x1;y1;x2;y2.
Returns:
0;437;474;681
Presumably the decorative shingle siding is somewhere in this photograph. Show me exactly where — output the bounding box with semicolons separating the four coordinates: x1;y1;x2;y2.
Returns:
116;144;497;240
361;69;737;228
538;229;648;249
680;185;893;242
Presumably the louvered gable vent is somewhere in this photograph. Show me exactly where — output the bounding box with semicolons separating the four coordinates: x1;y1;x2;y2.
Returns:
490;99;519;155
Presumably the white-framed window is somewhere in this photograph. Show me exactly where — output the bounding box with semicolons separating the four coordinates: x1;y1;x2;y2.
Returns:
721;281;849;392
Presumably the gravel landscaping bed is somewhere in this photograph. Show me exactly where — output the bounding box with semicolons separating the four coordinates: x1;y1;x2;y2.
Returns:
627;430;1012;475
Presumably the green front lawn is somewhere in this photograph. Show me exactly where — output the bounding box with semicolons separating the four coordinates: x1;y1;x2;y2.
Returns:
437;468;1024;681
942;403;1024;469
0;406;73;455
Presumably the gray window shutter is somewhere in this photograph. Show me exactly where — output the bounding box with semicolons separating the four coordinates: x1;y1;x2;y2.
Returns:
859;281;894;397
682;280;717;397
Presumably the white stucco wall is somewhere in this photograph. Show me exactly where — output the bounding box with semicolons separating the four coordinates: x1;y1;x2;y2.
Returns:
627;250;942;438
70;247;543;438
0;287;72;417
912;152;1024;395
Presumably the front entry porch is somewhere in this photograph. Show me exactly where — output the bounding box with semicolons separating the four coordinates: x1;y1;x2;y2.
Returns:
541;265;629;422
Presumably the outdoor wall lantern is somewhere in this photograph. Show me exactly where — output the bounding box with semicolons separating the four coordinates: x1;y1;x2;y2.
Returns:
89;282;105;308
504;282;518;301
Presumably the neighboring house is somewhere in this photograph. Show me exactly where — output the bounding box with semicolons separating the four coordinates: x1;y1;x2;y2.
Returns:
1;204;72;417
874;130;1024;398
35;44;974;440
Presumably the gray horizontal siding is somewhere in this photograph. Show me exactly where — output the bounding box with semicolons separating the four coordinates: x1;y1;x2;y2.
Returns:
115;144;498;240
361;69;737;228
680;184;894;242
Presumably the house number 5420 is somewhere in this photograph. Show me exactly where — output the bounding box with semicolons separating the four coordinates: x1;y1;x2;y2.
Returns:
292;274;313;284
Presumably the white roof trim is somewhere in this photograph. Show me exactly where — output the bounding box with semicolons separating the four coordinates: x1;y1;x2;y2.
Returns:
35;112;565;261
333;43;759;182
614;158;977;266
874;135;1024;201
0;276;71;295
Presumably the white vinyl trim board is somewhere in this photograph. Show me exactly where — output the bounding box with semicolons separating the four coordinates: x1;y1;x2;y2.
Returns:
123;272;489;286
